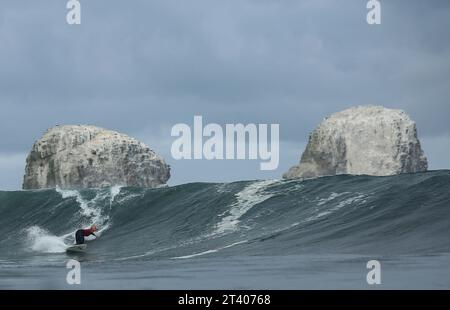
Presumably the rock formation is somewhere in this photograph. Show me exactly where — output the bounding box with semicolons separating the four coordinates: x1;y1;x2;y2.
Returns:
283;106;428;179
23;125;170;189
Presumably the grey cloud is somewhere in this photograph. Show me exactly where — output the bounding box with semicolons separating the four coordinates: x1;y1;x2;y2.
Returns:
0;0;449;188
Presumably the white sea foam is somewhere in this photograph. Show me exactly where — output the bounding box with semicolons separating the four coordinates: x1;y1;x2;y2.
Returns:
317;192;350;206
55;187;118;229
25;226;67;253
56;187;103;225
212;180;278;235
214;183;231;194
172;240;248;259
109;185;122;204
24;187;123;254
307;193;368;221
114;188;143;205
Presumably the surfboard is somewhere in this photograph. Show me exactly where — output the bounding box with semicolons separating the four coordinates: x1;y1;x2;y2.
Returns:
66;244;87;253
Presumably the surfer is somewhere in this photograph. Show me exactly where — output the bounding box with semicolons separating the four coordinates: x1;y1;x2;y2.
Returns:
75;224;98;244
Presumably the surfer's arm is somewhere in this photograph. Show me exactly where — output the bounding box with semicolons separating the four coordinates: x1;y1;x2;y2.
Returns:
91;232;97;238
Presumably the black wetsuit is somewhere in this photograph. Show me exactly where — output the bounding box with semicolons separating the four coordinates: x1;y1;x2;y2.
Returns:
75;229;96;244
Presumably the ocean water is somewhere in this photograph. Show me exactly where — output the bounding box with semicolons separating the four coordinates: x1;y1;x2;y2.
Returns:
1;171;450;289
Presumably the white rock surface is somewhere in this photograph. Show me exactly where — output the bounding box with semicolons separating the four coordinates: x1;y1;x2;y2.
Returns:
283;106;428;179
23;125;170;189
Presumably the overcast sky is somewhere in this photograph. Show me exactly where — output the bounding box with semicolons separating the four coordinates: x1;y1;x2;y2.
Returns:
0;0;449;190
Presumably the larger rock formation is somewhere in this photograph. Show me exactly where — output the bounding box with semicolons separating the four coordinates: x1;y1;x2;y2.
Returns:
283;106;428;179
23;125;170;189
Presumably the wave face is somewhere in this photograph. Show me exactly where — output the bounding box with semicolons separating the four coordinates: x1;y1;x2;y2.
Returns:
1;171;450;264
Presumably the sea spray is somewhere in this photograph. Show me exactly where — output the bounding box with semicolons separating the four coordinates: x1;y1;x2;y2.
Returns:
25;226;67;253
22;186;123;254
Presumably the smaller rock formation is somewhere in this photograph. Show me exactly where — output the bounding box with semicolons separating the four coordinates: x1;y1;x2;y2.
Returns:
283;106;428;179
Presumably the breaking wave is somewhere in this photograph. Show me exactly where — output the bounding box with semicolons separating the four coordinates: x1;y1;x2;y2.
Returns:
1;171;450;264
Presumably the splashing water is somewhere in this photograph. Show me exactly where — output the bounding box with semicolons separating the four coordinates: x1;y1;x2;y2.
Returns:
23;186;123;254
109;185;122;204
56;187;103;225
25;226;67;253
55;186;122;228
